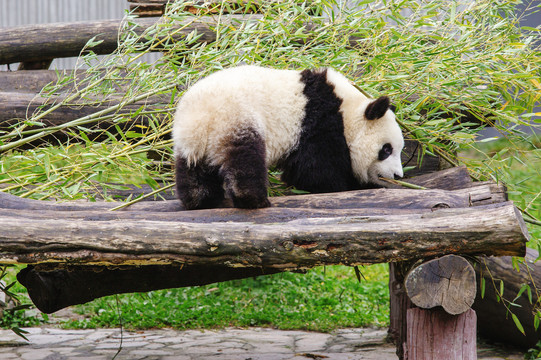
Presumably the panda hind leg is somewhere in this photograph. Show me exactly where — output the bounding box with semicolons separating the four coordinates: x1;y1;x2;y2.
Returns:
175;156;225;210
220;127;270;209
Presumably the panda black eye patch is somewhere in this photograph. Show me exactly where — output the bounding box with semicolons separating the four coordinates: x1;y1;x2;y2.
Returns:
378;143;393;161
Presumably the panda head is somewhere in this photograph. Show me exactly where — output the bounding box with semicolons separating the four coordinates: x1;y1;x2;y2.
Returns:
350;96;404;186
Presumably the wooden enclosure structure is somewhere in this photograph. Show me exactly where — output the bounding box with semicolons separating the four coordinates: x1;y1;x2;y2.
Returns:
0;2;539;359
2;166;536;359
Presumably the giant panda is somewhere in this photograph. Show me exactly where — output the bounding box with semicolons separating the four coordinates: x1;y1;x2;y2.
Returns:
172;65;404;210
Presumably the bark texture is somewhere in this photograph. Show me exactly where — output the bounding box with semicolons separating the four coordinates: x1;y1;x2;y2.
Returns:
405;308;477;360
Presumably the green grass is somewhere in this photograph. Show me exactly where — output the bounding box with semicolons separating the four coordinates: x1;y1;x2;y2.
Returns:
60;265;389;332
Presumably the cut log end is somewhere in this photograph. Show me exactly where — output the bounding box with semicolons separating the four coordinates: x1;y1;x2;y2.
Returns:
405;255;476;315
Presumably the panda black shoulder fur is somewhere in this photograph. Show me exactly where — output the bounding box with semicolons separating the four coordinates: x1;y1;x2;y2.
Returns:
172;65;404;209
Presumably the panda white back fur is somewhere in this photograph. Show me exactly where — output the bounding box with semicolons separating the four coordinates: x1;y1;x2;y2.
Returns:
172;65;404;209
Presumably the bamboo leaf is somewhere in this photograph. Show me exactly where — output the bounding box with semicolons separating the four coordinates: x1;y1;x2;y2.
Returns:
511;313;526;335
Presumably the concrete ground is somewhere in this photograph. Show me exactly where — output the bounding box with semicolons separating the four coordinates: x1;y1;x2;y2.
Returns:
0;327;526;360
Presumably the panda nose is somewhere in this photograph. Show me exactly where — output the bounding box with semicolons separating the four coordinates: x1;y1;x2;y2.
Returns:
394;173;402;180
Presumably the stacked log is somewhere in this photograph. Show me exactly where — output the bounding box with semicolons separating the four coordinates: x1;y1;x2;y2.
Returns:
4;168;528;318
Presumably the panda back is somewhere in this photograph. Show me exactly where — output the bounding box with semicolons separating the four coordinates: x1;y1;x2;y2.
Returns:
172;66;307;166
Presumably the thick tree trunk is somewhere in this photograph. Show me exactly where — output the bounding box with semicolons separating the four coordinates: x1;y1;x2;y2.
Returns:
405;308;477;360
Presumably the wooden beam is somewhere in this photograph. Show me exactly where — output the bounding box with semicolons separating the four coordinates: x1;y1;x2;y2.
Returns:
0;16;251;65
0;91;171;147
0;181;507;213
0;202;528;267
17;264;283;314
0;91;169;127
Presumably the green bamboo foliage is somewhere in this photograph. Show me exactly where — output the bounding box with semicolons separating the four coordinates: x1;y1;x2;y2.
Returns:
0;0;539;230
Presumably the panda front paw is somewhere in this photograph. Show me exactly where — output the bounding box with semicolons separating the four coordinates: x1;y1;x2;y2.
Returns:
232;195;271;209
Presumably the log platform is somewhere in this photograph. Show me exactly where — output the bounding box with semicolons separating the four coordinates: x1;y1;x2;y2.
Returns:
0;167;528;269
0;167;534;357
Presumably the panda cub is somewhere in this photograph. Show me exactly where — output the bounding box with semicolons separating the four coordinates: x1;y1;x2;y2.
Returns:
172;65;404;210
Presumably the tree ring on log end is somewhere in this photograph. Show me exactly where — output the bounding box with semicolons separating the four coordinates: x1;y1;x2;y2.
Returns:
405;254;476;315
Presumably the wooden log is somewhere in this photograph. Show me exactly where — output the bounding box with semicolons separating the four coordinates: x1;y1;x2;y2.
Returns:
405;255;476;315
389;261;415;359
405;308;477;360
129;0;248;16
0;91;170;146
0;202;528;267
0;16;250;65
0;91;170;128
405;166;473;191
16;264;283;314
473;247;541;349
129;1;168;17
127;1;289;16
0;182;507;213
0;70;87;93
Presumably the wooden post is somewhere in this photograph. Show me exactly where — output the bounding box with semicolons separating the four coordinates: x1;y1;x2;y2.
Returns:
387;168;496;359
406;308;477;360
388;262;414;359
391;255;478;359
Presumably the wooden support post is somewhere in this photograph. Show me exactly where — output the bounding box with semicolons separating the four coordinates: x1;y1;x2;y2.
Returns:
388;167;500;359
391;255;478;359
406;308;477;360
388;262;414;359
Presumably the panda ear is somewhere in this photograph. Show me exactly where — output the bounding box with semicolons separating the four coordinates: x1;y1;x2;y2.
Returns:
365;96;391;120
